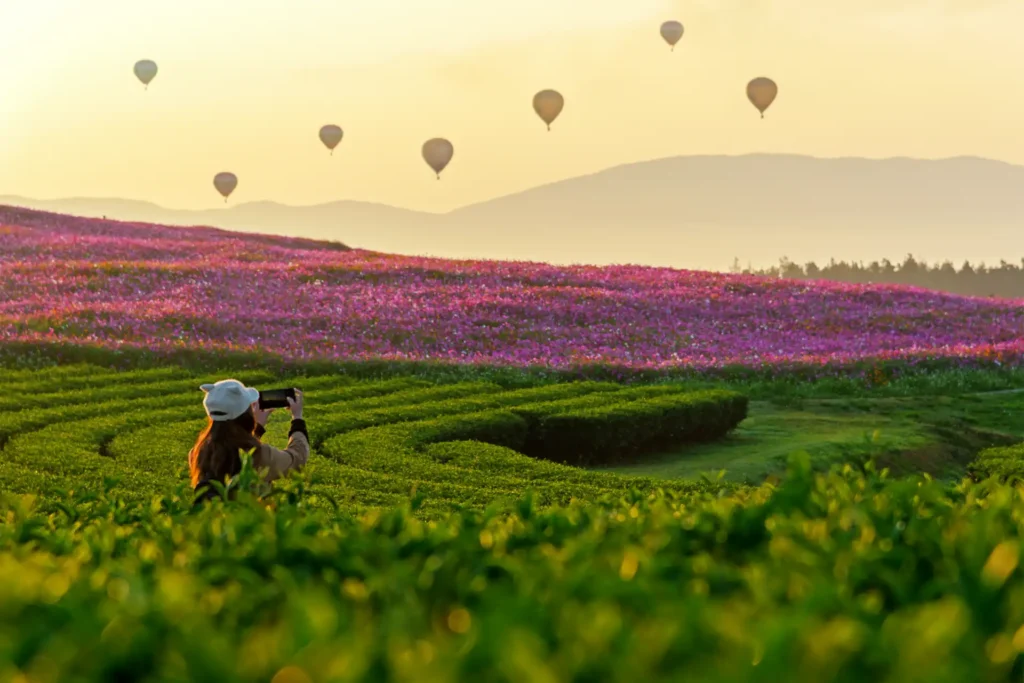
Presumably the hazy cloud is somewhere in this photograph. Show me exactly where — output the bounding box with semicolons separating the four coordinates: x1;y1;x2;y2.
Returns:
675;0;1014;11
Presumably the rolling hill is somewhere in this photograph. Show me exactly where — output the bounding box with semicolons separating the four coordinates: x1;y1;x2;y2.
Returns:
3;205;1023;377
4;153;1024;270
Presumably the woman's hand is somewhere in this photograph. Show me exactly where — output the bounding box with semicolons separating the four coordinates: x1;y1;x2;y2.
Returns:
287;389;304;420
252;402;274;426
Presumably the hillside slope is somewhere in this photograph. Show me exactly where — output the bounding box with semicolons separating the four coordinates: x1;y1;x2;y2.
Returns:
2;206;1023;376
5;154;1024;269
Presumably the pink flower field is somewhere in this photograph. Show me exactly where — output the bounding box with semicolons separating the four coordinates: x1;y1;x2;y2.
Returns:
2;205;1024;376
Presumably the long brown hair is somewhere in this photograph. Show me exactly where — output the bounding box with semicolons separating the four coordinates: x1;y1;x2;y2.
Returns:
188;409;260;488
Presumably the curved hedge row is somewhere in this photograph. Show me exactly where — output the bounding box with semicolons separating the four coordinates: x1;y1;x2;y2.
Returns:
0;364;747;516
11;364;1024;681
970;443;1024;482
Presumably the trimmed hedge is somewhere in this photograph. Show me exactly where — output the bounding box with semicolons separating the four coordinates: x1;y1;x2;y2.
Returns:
0;365;190;396
0;362;135;383
525;389;749;466
298;377;426;405
0;363;746;517
405;410;529;452
319;388;748;484
0;369;276;413
969;443;1024;482
0;375;437;488
316;411;688;512
508;384;693;454
309;381;623;445
423;439;646;490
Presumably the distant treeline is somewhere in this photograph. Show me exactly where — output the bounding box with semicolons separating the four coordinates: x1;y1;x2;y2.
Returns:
733;255;1024;299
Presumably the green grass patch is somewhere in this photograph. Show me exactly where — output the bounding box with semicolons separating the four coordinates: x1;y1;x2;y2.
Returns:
606;392;1024;483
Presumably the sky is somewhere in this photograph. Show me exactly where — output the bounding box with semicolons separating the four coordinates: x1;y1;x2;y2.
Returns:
1;0;1023;212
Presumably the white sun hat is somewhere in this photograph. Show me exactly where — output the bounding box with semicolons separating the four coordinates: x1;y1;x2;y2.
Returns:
200;379;260;422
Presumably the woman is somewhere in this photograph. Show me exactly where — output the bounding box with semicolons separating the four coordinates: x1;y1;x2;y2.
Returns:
189;379;309;503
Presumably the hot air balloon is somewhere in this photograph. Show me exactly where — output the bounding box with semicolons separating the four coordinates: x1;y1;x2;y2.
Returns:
532;90;564;131
746;77;778;119
213;172;238;202
319;125;343;155
422;138;454;179
134;60;158;89
660;21;684;51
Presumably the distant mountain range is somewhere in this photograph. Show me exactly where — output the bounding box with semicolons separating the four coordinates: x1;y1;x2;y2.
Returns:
4;154;1024;270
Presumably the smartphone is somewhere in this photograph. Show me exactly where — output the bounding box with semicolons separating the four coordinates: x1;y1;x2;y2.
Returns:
258;388;297;410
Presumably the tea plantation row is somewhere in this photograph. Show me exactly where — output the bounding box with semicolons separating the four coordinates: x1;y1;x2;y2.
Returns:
7;363;1024;681
0;364;747;516
6;453;1024;682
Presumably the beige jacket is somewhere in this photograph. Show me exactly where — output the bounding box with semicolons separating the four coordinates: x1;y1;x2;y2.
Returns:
252;421;310;482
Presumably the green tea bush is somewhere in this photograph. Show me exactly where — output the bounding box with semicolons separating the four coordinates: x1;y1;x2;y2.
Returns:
4;455;1024;682
309;381;624;445
970;443;1024;482
0;365;734;514
0;370;274;412
7;361;1024;681
522;389;749;466
0;362;142;384
0;365;188;396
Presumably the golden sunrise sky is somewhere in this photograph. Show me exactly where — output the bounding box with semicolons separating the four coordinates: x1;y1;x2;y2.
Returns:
1;0;1022;212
